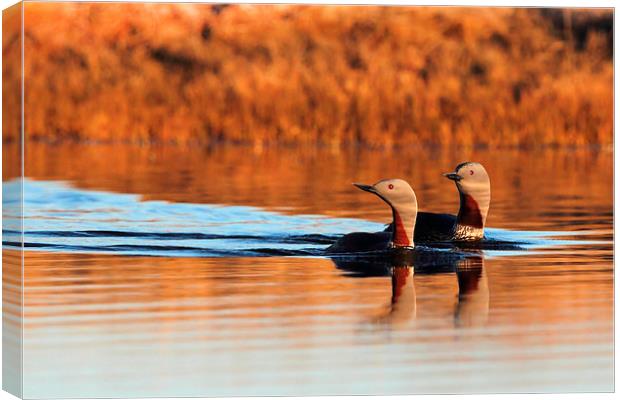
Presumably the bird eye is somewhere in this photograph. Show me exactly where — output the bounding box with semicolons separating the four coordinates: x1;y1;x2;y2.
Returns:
388;184;394;190
470;170;474;175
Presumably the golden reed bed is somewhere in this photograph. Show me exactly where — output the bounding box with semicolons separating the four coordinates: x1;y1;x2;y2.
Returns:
3;3;613;148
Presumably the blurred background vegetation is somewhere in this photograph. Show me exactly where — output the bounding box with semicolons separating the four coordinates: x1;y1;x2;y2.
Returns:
3;3;613;148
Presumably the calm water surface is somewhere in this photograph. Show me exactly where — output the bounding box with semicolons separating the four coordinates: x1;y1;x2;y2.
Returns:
2;143;613;397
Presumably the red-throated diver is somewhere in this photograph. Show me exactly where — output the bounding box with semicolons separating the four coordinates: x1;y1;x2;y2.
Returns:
326;179;418;254
386;162;491;242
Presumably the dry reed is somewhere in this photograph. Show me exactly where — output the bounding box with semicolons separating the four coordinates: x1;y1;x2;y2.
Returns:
3;3;613;148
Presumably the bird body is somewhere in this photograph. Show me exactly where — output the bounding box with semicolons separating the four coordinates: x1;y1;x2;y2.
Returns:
413;211;458;241
326;231;391;253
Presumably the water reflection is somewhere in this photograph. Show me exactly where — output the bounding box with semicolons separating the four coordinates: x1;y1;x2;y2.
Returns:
11;142;613;234
2;142;613;395
383;266;416;326
333;254;419;327
331;251;489;329
454;255;489;328
16;243;614;397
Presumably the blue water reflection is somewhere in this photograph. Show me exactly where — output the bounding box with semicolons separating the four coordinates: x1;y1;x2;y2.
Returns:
3;179;598;258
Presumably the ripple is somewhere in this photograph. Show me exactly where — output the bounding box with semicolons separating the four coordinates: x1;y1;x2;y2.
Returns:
2;179;596;258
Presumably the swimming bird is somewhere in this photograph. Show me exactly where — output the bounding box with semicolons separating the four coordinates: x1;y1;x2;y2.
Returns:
386;162;491;242
325;179;418;254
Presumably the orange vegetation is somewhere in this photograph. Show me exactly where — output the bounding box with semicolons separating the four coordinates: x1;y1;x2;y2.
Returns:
3;3;614;148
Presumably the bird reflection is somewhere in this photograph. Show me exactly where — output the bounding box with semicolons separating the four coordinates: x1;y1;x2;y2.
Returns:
330;250;489;329
454;254;489;328
383;265;416;325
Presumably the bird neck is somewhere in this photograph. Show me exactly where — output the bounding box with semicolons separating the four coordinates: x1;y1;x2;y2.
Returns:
456;189;489;231
390;204;417;248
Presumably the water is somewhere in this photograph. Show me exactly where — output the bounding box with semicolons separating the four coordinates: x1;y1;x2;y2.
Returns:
3;143;613;397
4;179;376;257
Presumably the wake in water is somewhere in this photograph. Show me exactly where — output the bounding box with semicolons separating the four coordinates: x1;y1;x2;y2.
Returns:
2;179;589;258
2;179;376;257
3;229;336;257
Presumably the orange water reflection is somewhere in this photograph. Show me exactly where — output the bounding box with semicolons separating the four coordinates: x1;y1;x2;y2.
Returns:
11;247;613;396
9;142;613;233
2;142;613;396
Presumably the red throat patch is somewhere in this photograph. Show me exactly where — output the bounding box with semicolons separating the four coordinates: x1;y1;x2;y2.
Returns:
392;210;412;247
458;194;483;228
391;267;410;302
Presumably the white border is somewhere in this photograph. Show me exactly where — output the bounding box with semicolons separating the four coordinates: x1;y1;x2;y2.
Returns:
0;1;616;400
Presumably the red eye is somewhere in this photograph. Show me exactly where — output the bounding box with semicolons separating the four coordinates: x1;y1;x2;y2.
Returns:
470;170;474;175
388;184;394;190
